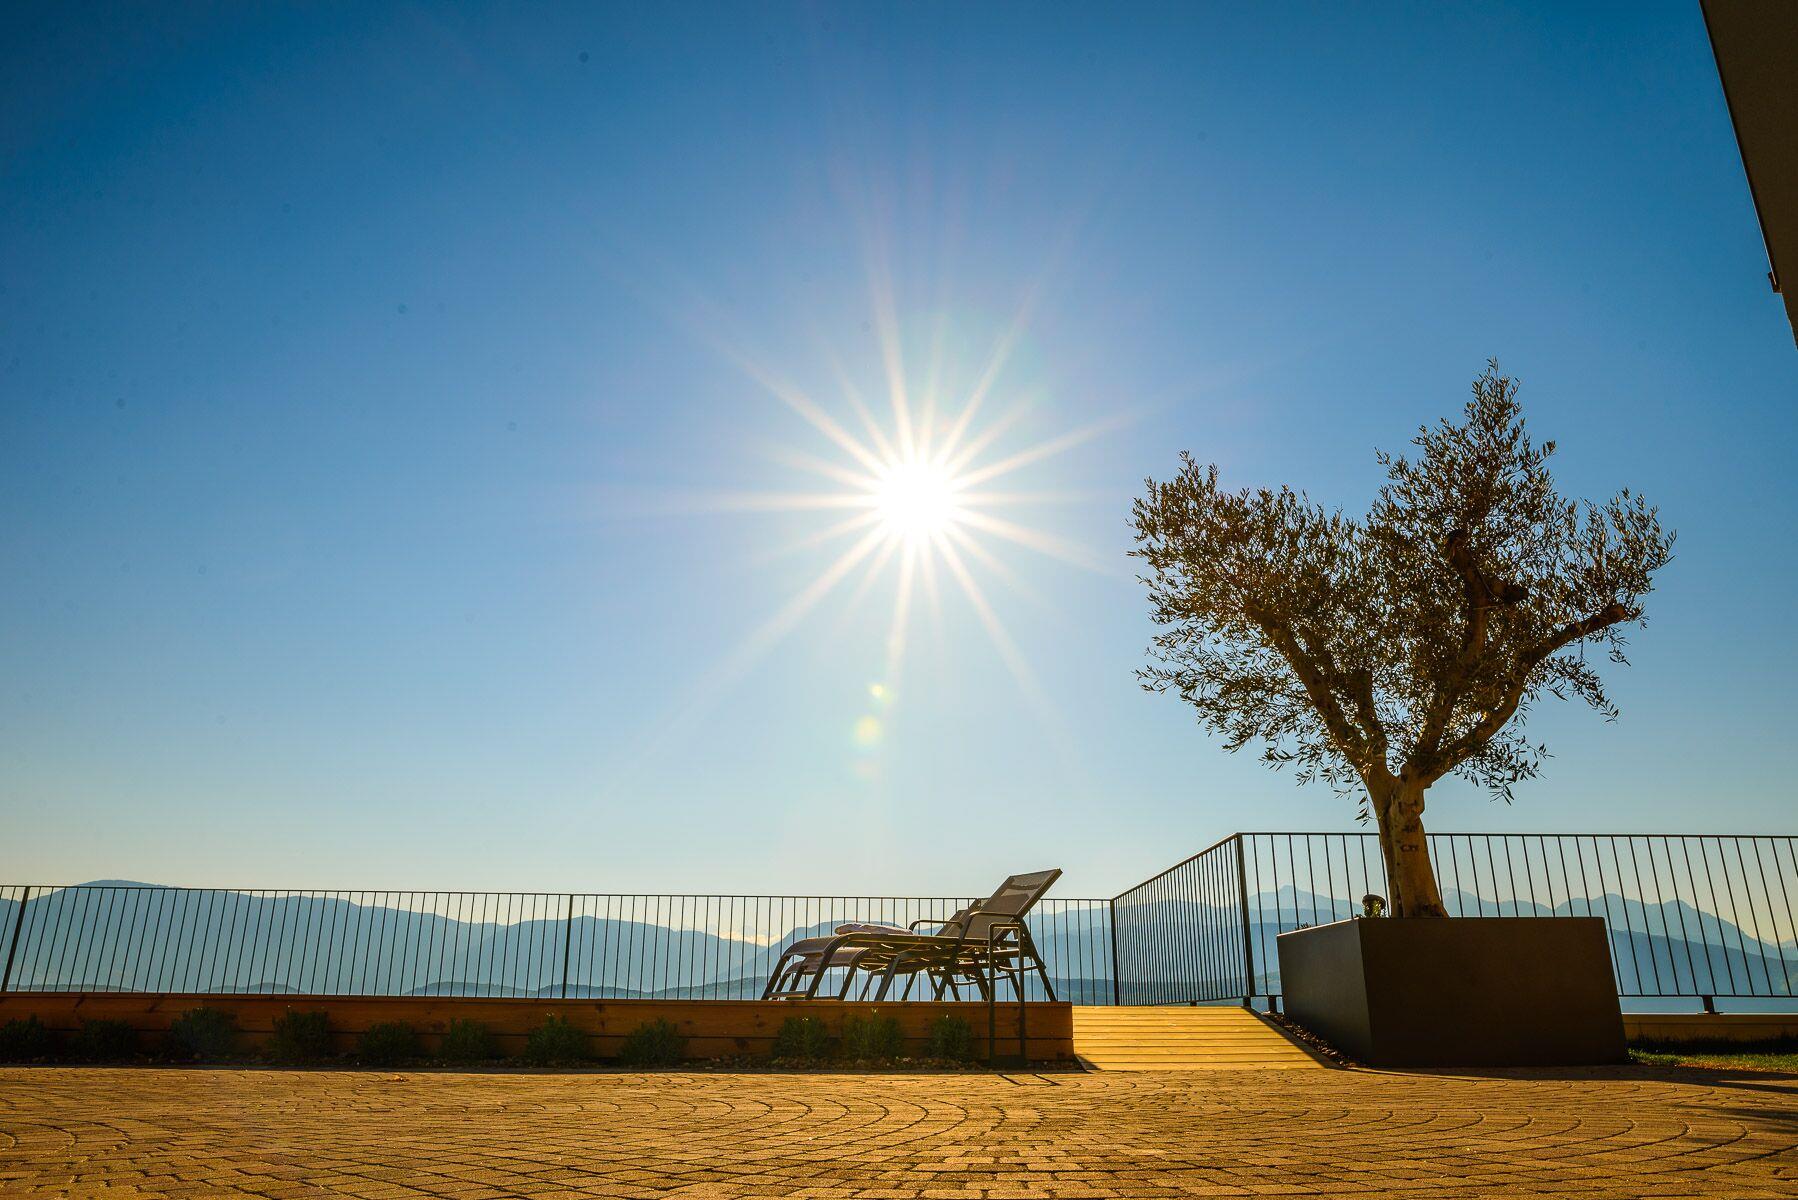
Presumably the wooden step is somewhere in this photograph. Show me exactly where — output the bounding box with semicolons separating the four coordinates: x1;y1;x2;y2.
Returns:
1068;1005;1326;1072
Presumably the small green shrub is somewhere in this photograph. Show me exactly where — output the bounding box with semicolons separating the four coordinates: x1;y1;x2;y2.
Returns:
357;1021;419;1066
72;1018;137;1061
521;1014;586;1065
840;1011;904;1062
618;1018;685;1067
265;1009;331;1064
926;1014;975;1062
440;1018;497;1063
167;1007;238;1060
0;1015;56;1062
770;1015;832;1063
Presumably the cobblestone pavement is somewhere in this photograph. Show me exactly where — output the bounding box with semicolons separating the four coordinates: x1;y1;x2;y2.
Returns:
2;1064;1795;1198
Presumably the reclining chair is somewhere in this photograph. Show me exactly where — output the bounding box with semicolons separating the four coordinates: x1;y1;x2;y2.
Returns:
761;868;1062;1002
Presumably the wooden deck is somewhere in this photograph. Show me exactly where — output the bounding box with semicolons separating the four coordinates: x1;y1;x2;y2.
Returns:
1071;1005;1327;1070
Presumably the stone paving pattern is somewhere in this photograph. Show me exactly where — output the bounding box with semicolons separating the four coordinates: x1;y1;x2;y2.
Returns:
2;1064;1795;1198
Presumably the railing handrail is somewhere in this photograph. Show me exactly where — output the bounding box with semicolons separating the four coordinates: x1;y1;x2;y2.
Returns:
0;884;1112;902
1112;830;1795;903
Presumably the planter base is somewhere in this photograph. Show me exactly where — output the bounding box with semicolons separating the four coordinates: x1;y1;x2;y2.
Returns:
1276;917;1626;1067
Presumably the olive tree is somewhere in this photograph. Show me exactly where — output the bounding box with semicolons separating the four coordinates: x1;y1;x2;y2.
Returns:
1131;364;1673;916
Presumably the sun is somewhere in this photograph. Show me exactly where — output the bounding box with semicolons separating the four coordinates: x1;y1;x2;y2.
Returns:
873;457;961;539
638;287;1126;768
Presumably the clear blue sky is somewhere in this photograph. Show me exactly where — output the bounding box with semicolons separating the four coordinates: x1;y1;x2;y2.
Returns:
3;2;1793;897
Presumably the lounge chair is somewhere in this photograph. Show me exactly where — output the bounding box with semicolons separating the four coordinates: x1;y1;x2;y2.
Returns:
760;869;1062;1002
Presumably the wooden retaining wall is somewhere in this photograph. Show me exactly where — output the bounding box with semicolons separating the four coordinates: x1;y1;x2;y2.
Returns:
0;993;1075;1062
1624;1012;1798;1045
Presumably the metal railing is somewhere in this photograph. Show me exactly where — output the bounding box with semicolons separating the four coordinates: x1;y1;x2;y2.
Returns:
5;832;1791;1007
1110;833;1798;1007
0;887;1113;1003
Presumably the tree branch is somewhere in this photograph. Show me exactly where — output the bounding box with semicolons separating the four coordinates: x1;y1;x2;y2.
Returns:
1244;600;1392;786
1431;600;1635;777
1411;527;1529;776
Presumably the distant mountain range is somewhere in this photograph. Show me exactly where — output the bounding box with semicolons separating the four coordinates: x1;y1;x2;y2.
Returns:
2;880;1792;1006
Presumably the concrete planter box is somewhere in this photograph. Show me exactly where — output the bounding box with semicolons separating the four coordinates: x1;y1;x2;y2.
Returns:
1276;916;1626;1067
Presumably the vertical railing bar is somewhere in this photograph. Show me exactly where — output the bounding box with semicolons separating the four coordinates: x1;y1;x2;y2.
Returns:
1701;839;1746;995
319;892;340;996
1646;837;1680;995
358;890;377;996
1771;839;1798;995
71;888;102;993
474;891;490;995
1522;835;1541;912
243;890;266;994
405;893;422;996
560;893;573;1000
17;888;49;992
101;888;132;991
55;886;90;990
112;888;142;993
250;890;273;993
1573;836;1594;921
1201;853;1215;1001
1589;836;1626;993
171;890;195;994
1624;837;1665;994
1687;840;1723;995
273;891;294;993
1662;838;1701;999
1745;838;1787;996
1552;835;1574;919
1608;836;1646;995
67;888;98;991
0;886;30;994
253;891;277;993
1728;837;1774;995
139;886;168;992
227;890;251;994
1233;836;1254;1004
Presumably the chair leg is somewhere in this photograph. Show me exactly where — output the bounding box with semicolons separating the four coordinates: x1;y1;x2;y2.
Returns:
873;953;911;1001
969;968;992;1002
1022;932;1057;1001
762;953;796;999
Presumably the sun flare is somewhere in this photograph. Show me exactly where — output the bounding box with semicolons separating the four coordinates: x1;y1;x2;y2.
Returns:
647;289;1127;767
873;458;961;539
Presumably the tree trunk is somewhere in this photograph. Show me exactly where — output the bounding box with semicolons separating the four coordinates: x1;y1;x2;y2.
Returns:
1372;780;1448;917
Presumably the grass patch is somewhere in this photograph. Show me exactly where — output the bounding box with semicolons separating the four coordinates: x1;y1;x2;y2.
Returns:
440;1018;497;1063
1631;1043;1798;1073
266;1009;331;1064
71;1018;137;1062
770;1015;832;1064
357;1021;420;1066
839;1011;904;1063
166;1007;238;1061
521;1015;587;1065
926;1014;976;1062
0;1016;56;1062
619;1018;686;1066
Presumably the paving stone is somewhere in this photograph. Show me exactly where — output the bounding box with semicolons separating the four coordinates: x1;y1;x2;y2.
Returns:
0;1065;1792;1197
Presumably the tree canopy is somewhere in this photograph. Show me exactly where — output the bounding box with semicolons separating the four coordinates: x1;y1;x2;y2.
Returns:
1131;363;1673;914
